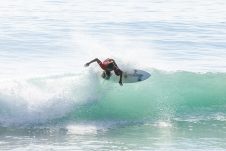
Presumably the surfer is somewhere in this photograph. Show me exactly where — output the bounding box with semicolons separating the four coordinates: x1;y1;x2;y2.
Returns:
85;58;123;86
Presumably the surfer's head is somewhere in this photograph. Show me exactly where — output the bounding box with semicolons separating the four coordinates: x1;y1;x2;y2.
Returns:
102;71;111;79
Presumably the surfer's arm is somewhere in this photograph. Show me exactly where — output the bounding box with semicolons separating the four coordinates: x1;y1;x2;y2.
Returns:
118;70;123;86
84;58;101;67
111;59;119;67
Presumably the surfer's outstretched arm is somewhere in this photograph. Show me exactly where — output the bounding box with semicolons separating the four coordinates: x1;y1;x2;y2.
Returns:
84;58;101;67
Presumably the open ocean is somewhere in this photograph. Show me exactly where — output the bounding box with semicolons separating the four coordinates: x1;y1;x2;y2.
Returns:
1;0;226;150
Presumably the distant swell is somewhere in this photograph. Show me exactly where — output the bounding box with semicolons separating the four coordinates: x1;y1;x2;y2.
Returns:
0;69;226;126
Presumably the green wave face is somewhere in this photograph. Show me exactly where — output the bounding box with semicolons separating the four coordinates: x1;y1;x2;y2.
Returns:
70;70;226;122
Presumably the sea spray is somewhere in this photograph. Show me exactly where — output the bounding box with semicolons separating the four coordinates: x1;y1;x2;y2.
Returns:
0;70;101;125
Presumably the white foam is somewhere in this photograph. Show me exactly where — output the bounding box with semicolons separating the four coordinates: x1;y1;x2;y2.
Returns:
154;121;173;128
0;71;102;125
66;124;98;135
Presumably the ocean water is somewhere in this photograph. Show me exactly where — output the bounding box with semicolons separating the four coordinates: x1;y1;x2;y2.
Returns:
1;0;226;150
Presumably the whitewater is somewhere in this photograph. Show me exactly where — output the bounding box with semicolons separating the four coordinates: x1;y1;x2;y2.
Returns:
1;0;226;150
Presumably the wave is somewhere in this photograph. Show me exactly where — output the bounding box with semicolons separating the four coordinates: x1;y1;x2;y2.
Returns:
0;69;226;126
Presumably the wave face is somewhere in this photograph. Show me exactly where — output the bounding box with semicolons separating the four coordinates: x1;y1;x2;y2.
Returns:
0;69;226;126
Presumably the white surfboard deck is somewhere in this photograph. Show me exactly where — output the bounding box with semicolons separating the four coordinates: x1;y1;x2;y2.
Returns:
101;69;151;83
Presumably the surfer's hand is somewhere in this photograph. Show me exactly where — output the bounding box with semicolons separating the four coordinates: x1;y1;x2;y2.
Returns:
84;63;89;67
119;81;123;86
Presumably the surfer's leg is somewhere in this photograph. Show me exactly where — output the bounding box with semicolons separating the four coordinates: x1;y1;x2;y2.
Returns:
114;68;122;76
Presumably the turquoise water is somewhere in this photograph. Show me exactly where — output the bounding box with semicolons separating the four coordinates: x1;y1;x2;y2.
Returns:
1;0;226;150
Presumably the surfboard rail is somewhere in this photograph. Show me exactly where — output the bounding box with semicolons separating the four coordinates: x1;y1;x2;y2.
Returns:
101;69;151;83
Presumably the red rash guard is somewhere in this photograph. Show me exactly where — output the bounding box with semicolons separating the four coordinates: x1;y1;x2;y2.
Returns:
98;58;122;76
98;58;113;71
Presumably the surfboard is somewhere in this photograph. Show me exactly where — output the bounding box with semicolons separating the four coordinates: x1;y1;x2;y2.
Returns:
101;69;151;83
